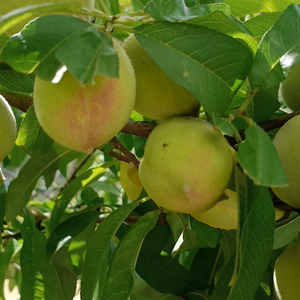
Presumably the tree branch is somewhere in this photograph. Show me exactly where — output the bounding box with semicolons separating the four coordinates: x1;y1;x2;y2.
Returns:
1;90;33;112
109;137;141;169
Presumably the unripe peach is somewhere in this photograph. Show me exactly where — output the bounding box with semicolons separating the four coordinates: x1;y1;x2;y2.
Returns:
139;117;233;214
123;35;200;121
0;95;17;162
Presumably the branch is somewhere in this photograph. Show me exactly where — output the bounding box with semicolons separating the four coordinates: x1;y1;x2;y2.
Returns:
121;119;156;138
109;137;141;169
1;91;33;112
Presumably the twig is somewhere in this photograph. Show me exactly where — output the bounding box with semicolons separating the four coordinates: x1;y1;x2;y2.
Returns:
109;137;141;169
121;119;156;138
1;91;33;112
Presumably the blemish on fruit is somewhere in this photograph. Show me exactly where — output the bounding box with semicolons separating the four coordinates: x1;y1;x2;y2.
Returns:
163;143;168;148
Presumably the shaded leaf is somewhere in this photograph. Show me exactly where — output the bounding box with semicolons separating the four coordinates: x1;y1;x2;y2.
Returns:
49;164;107;232
102;210;160;299
5;148;70;222
81;201;141;300
52;247;77;300
20;208;65;300
228;182;275;300
136;224;207;295
47;211;99;257
0;239;21;300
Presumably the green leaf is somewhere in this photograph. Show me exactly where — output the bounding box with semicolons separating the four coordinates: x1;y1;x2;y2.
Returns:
0;2;83;35
81;201;140;300
16;106;54;156
102;210;160;300
134;22;253;115
5;147;73;222
55;30;119;84
249;4;300;89
223;0;298;18
237;124;287;186
20;208;66;300
273;215;300;249
132;0;149;11
46;211;99;257
49;164;107;232
228;185;275;300
0;239;21;300
244;12;282;43
144;0;230;22
186;11;257;53
211;254;236;300
52;247;77;300
0;63;34;93
1;15;119;84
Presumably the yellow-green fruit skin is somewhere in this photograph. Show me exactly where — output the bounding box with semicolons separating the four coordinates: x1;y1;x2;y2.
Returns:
123;35;200;121
279;63;300;111
139;117;233;214
33;40;136;153
0;95;17;162
273;240;300;300
2;0;94;35
271;115;300;208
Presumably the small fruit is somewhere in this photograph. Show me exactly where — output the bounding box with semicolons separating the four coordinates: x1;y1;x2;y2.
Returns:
120;161;143;201
279;63;300;111
273;238;300;300
139;117;233;214
271;115;300;208
2;0;94;35
191;189;285;230
0;95;17;162
123;35;200;121
33;39;136;153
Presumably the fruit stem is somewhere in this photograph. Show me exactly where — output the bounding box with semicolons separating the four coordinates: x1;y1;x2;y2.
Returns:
96;0;110;16
231;124;243;145
113;24;134;34
238;87;258;113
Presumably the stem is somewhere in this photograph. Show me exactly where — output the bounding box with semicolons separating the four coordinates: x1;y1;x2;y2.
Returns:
109;137;140;169
113;24;134;34
238;88;258;113
96;0;110;16
0;91;32;112
231;124;243;145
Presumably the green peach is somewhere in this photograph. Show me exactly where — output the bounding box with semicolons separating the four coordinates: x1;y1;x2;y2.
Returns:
139;117;233;214
0;95;17;162
123;35;200;121
272;115;300;208
273;238;300;300
279;63;300;112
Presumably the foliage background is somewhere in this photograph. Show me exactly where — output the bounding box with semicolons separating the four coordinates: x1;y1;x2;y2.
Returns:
0;0;300;299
